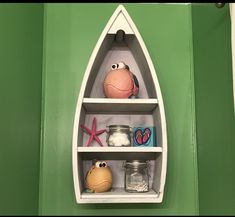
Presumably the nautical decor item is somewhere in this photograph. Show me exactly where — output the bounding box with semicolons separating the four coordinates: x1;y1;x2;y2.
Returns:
103;61;139;98
133;127;156;147
106;125;132;147
72;4;167;204
123;160;149;193
85;160;113;193
80;117;107;147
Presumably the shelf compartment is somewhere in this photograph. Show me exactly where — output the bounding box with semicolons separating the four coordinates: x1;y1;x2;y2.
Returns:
80;113;159;148
82;98;158;114
80;159;159;203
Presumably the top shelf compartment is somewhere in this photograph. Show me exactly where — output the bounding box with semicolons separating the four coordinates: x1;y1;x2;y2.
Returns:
83;33;159;99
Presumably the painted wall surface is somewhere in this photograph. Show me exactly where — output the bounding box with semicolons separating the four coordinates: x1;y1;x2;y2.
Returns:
1;3;233;216
0;3;44;215
39;3;198;215
192;4;235;215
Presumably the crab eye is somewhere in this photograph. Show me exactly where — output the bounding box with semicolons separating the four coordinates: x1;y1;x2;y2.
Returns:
102;161;107;167
111;63;119;70
95;161;102;168
111;64;117;70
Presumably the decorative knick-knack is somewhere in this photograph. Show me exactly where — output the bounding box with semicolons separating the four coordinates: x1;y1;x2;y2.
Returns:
103;61;139;98
80;117;107;147
133;127;156;147
85;161;113;193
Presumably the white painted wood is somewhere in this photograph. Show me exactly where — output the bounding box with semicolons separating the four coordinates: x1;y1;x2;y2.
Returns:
77;147;162;152
72;4;167;204
79;188;161;204
78;196;162;204
81;188;158;199
107;9;134;34
82;98;158;113
153;107;167;199
83;98;158;104
78;148;162;162
81;152;160;161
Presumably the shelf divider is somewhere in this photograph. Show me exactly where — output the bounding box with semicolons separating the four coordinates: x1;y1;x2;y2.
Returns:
81;187;159;199
77;146;162;153
82;98;158;113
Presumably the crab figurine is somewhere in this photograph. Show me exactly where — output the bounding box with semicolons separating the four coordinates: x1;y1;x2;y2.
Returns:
85;160;113;193
103;61;139;98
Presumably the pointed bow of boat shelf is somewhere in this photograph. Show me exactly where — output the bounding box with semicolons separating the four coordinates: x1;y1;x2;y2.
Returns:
82;98;158;113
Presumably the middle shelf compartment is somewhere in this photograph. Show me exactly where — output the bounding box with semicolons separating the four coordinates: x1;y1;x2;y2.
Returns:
77;99;163;148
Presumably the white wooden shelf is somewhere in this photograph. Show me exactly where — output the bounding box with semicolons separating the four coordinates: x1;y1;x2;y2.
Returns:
72;4;167;204
82;98;158;113
77;146;162;152
80;187;160;203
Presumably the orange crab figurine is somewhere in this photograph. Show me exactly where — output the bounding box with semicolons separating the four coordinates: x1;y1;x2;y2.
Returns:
85;161;113;193
103;61;139;98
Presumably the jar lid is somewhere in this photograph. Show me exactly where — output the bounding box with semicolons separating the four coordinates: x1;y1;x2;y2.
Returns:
108;125;130;129
125;160;148;168
108;125;130;128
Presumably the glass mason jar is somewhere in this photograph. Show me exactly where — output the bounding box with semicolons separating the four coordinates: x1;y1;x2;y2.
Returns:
123;160;149;193
106;125;132;147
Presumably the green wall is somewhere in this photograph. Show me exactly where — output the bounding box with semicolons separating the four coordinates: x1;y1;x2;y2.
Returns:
0;3;44;215
39;3;198;215
0;3;235;216
192;4;235;215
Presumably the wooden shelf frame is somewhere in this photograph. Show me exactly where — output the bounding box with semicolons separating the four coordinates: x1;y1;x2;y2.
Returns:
72;4;167;204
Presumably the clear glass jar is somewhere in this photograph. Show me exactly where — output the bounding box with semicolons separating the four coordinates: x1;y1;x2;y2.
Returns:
123;160;149;193
106;125;132;147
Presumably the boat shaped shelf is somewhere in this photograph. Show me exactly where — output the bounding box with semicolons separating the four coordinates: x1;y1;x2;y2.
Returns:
72;4;167;204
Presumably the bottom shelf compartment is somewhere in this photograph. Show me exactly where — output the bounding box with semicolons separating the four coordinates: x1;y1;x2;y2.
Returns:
83;160;156;188
76;159;162;203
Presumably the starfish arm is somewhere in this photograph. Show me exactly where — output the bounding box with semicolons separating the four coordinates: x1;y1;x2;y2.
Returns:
92;117;97;132
80;124;92;134
94;135;104;147
96;129;107;135
86;135;94;147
